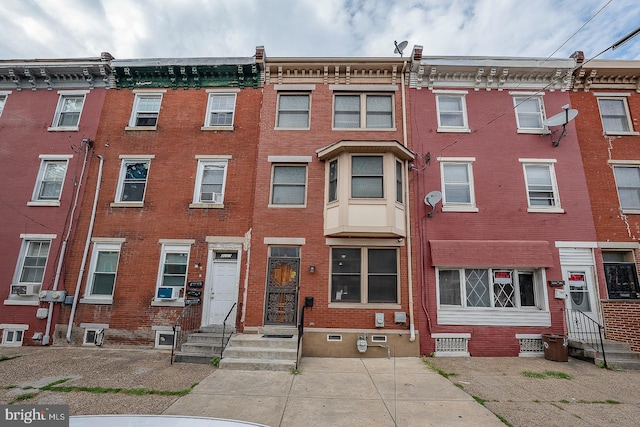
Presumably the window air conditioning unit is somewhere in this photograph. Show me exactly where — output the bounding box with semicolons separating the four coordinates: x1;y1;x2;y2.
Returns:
10;284;41;296
156;286;180;300
201;192;222;203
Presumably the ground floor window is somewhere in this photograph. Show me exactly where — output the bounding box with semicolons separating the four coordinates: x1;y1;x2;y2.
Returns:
438;267;544;309
1;329;24;346
331;247;398;304
603;251;640;299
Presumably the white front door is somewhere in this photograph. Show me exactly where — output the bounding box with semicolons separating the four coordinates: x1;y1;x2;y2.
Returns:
205;252;239;326
562;266;599;340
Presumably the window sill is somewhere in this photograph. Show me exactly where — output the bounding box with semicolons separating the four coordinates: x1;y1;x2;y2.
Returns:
517;129;550;135
80;297;114;305
527;207;564;214
331;127;397;132
151;298;186;307
110;202;144;208
621;209;640;215
47;126;79;132
268;204;307;208
189;203;224;209
201;126;234;131
125;126;157;131
275;127;311;131
0;342;23;347
437;127;471;133
442;205;479;213
604;131;640;136
328;303;401;309
3;299;39;306
27;201;61;207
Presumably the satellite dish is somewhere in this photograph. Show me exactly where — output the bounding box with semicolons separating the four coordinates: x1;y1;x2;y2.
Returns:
542;105;579;147
394;40;408;57
424;190;442;218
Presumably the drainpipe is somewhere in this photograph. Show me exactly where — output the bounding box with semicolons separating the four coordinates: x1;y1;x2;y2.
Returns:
43;140;92;345
66;154;103;342
240;228;252;324
401;60;416;343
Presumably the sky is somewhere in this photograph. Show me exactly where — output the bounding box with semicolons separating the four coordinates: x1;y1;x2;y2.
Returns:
0;0;639;62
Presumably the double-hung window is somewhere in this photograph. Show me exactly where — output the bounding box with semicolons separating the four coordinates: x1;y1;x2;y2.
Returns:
521;160;562;212
331;247;398;304
29;155;71;205
435;90;469;132
49;91;88;130
204;91;237;128
113;156;153;206
602;251;640;299
352;156;383;198
277;93;310;128
512;94;546;133
271;165;307;206
154;242;193;304
192;158;229;206
596;94;637;135
83;241;123;303
334;93;393;129
439;158;477;212
128;91;164;128
612;164;640;212
328;159;338;202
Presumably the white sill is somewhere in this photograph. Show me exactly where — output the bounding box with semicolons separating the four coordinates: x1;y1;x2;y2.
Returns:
621;209;640;215
0;342;23;347
80;297;114;305
604;131;640;136
3;299;39;306
125;126;157;131
331;127;397;132
110;202;144;208
328;303;402;309
437;127;471;133
268;204;307;208
275;127;311;131
47;126;79;132
151;298;186;307
442;205;479;213
189;202;224;209
517;128;551;135
27;200;61;207
201;126;234;131
527;207;565;213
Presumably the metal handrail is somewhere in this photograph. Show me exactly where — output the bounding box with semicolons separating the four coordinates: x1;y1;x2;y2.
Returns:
296;305;306;369
220;302;237;360
565;307;607;369
170;299;201;365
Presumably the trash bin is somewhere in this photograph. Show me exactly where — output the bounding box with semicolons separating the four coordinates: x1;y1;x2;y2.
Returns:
541;333;569;362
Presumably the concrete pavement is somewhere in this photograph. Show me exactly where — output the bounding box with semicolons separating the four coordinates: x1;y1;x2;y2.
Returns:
165;357;503;427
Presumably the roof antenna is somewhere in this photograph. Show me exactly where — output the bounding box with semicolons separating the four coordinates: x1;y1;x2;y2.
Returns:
543;104;578;147
394;40;408;57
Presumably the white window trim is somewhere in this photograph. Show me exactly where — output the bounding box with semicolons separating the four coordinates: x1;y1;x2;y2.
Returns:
80;241;123;305
28;155;73;206
154;329;176;349
511;94;549;134
126;90;166;130
81;324;107;346
0;91;11;118
190;158;229;208
332;92;396;131
269;163;308;208
519;159;563;213
434;90;470;133
48;90;89;131
112;156;154;207
594;93;639;136
438;158;478;212
275;92;311;130
1;324;28;346
610;163;640;214
201;89;239;131
6;236;54;305
152;242;193;307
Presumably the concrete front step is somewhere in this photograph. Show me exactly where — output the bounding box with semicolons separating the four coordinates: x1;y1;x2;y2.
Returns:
173;352;218;364
223;346;297;360
219;332;299;371
218;357;296;371
186;332;228;343
180;342;224;355
227;334;298;349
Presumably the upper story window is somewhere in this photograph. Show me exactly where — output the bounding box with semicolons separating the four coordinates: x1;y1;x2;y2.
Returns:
596;94;637;136
83;241;123;303
439;158;477;212
352;156;383;198
396;160;403;203
127;91;164;129
328;159;338;203
113;156;153;206
49;91;88;131
204;92;237;128
602;251;640;299
512;94;546;133
192;158;229;206
271;165;307;206
612;164;640;213
520;160;562;213
334;93;393;129
0;92;9;117
277;94;310;129
29;156;72;206
435;90;469;132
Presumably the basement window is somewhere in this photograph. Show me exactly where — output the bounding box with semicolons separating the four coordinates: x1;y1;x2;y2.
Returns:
327;334;342;342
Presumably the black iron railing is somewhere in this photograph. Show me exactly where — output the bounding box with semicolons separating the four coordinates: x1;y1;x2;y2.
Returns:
170;299;201;365
220;302;237;360
296;305;306;369
565;307;607;369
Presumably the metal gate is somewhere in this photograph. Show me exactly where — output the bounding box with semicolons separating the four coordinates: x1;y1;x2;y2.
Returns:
264;257;299;325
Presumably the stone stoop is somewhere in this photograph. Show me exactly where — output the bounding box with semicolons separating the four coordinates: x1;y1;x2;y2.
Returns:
173;325;234;364
219;327;298;371
570;339;640;370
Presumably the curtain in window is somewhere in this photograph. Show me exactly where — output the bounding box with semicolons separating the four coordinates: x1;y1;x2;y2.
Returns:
334;95;360;128
366;95;392;128
352;156;383;198
599;99;630;132
614;167;640;209
278;95;309;128
525;165;555;206
122;162;149;202
438;96;464;127
58;96;83;126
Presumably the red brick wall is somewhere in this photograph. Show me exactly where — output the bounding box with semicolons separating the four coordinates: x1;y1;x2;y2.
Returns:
602;301;640;352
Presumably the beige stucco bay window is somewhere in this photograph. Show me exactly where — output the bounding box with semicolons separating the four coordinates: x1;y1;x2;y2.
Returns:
317;140;414;237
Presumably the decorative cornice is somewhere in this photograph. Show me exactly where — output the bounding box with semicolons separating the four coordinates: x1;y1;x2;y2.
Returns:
572;60;640;92
0;53;113;91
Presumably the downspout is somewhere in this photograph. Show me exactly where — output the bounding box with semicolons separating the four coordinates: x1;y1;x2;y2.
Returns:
66;154;103;342
240;228;252;324
43;139;92;345
401;60;416;343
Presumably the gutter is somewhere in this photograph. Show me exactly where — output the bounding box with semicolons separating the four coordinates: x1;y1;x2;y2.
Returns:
66;154;103;342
